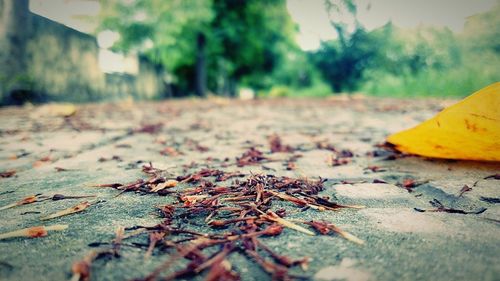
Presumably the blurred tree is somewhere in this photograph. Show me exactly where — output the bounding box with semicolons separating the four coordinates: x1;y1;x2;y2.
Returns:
311;0;474;95
361;25;467;96
97;0;296;97
208;0;296;96
310;27;385;92
98;0;213;96
308;0;385;92
461;3;500;55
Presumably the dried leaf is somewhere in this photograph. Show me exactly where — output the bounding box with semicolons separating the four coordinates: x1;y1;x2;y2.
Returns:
484;174;500;180
458;185;472;197
40;201;91;220
0;224;68;240
387;82;500;161
150;180;178;192
260;210;315;236
305;221;364;245
0;195;38;211
269;134;294;153
236;148;268;167
0;170;16;178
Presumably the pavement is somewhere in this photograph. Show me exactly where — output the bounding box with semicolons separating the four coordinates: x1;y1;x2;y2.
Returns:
0;97;499;281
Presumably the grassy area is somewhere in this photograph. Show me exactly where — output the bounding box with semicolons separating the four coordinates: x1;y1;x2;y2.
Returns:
263;53;499;99
361;56;500;98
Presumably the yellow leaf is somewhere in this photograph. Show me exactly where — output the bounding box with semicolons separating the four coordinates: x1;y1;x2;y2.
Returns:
387;82;500;161
33;103;77;117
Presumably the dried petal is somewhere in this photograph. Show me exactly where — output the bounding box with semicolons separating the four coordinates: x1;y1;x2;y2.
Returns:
0;224;68;240
40;201;91;220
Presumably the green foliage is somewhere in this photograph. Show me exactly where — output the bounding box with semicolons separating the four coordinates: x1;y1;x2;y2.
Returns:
99;0;213;72
310;26;387;92
98;0;297;96
310;1;500;97
262;82;331;98
207;0;298;94
96;0;499;98
460;4;500;55
360;5;500;98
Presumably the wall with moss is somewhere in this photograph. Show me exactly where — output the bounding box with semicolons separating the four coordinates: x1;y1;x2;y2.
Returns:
26;14;106;103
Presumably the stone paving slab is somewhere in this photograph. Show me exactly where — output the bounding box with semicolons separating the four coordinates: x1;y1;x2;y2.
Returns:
0;98;499;281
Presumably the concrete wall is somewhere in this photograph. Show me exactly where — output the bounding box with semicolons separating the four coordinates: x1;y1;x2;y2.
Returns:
0;0;165;105
27;14;106;102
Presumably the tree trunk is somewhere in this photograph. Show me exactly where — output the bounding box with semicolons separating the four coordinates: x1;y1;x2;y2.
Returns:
228;78;237;97
195;32;206;97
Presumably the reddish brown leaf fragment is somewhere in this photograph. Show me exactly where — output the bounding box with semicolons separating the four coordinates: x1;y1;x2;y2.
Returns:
0;170;16;178
135;123;163;134
54;167;69;172
204;259;240;281
338;149;354;158
327;154;351;166
115;143;132;148
260;224;283;236
484;174;500;180
145;232;165;259
236;148;268;167
71;249;114;281
268;134;294;153
245;249;291;280
215;171;245;182
364;166;386;172
150;180;178;192
26;226;48;238
458;185;472;197
185;138;210;152
194;243;235;273
304;220;364;244
403;179;415;186
160;146;182;156
40;201;91;220
266;190;308;207
177;169;229;183
0;195;38;211
315;141;337;152
208;217;257;227
0;224;67;240
306;221;330;235
97;156;122;162
33;156;52;167
255;239;308;268
50;194;96;201
401;178;417;192
72;260;90;281
260;211;314;235
93;183;123;188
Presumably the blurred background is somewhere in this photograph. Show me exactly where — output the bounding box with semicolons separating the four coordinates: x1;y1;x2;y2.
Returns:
0;0;498;105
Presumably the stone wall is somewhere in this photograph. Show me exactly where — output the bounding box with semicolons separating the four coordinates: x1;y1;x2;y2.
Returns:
0;0;165;105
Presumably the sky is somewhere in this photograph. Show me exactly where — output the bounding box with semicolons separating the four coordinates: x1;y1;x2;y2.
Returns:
29;0;100;33
29;0;498;51
286;0;498;50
